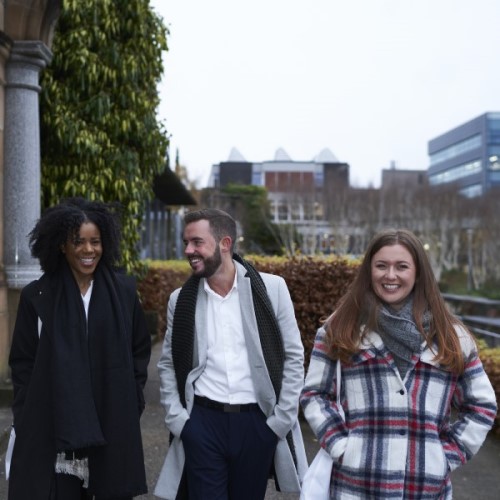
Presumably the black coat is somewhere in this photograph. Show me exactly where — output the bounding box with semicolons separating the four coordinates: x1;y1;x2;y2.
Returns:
8;270;151;499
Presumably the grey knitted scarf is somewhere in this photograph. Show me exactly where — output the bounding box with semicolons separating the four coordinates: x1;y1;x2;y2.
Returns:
377;296;429;378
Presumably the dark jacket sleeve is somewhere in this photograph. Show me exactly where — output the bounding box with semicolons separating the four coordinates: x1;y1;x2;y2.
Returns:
132;291;151;415
8;283;40;427
116;273;151;415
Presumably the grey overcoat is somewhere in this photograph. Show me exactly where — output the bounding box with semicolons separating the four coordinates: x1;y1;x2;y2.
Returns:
154;261;307;499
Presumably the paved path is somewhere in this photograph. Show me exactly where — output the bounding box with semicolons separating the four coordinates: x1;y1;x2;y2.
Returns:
1;340;499;498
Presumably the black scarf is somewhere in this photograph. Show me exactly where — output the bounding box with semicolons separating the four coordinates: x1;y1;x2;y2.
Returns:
232;253;285;398
51;261;128;452
171;273;199;408
171;254;296;467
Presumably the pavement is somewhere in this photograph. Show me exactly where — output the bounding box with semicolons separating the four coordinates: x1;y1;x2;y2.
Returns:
1;340;499;499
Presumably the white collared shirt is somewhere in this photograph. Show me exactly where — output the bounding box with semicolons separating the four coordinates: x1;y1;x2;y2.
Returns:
81;280;93;318
194;272;257;404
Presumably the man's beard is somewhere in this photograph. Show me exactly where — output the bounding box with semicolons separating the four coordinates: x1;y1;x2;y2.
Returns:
192;246;222;278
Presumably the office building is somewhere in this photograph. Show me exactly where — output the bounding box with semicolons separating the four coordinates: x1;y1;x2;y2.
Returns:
207;147;349;253
428;112;500;197
381;162;428;191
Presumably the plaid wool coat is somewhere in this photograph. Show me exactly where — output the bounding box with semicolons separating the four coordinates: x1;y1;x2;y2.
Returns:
300;326;497;499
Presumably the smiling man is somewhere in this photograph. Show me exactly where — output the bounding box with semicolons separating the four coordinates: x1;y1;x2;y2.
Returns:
155;208;307;500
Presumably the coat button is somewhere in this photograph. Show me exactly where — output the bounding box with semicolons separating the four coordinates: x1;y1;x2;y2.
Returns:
399;389;405;395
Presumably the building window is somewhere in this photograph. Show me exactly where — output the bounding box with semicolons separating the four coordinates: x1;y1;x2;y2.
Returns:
489;171;500;182
489;155;500;170
291;204;301;221
429;159;482;185
314;202;324;219
278;203;288;221
252;171;262;185
209;172;220;188
314;170;324;187
429;134;482;166
251;164;263;185
487;117;500;144
269;201;277;222
459;184;482;198
303;203;314;221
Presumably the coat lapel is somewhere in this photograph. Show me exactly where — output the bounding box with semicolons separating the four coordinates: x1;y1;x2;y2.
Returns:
237;264;261;358
194;284;207;368
235;262;276;413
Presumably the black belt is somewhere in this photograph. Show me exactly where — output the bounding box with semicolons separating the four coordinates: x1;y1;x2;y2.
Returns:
194;395;259;413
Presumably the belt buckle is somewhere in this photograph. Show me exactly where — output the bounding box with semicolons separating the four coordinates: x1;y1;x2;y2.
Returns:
224;403;240;413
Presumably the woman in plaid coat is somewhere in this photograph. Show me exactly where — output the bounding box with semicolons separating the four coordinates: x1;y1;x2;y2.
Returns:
300;229;497;499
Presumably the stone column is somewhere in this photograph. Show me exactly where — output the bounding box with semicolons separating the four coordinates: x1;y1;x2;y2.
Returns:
3;41;52;288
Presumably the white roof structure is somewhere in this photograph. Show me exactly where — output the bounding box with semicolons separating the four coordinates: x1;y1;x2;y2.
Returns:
274;148;292;161
226;147;340;163
227;147;247;162
314;148;339;163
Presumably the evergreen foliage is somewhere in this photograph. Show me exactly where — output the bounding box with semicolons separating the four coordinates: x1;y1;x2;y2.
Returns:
40;0;169;272
222;184;285;255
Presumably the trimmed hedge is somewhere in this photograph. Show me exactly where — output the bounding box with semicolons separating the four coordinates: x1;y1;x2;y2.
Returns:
244;255;358;367
478;346;500;435
137;255;499;433
137;255;358;362
137;260;191;342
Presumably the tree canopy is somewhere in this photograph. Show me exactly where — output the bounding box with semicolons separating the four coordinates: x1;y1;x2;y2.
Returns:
219;184;289;255
40;0;169;272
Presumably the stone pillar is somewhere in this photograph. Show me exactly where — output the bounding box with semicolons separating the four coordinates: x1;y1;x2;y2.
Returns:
0;35;11;385
3;41;52;289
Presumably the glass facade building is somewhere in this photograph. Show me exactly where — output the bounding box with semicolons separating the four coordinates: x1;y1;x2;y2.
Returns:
428;112;500;197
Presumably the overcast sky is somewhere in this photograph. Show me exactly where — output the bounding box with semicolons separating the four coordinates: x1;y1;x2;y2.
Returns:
150;0;500;188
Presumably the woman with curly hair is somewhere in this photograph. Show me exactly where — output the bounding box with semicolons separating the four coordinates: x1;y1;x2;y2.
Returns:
8;198;151;499
300;228;497;499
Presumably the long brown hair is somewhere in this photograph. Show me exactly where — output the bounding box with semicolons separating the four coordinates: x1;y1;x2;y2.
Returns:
325;229;472;374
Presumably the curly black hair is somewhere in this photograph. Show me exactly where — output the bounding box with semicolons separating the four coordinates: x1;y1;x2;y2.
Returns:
29;197;122;274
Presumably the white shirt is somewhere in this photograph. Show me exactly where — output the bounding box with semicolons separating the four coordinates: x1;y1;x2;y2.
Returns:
81;280;93;318
194;273;257;404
